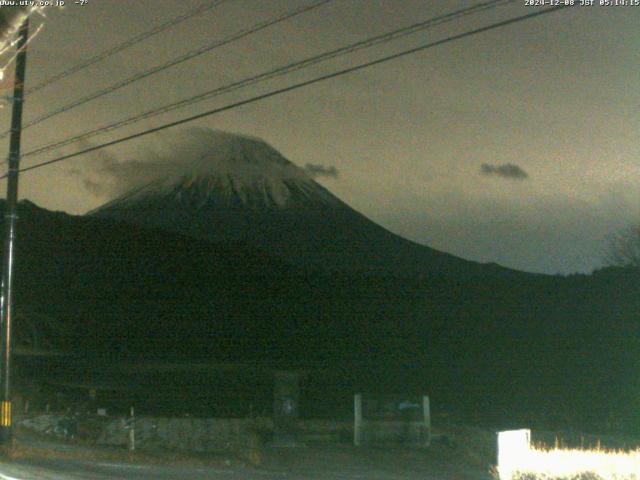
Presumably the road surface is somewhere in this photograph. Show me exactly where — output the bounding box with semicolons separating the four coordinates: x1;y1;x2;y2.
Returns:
0;444;493;479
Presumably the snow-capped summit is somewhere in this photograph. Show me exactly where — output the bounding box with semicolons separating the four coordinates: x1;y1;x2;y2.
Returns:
96;130;338;212
163;131;309;198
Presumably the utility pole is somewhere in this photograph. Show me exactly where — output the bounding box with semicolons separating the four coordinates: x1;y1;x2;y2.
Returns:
0;18;29;445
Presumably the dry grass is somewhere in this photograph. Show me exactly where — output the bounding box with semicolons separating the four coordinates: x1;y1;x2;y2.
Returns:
499;444;640;480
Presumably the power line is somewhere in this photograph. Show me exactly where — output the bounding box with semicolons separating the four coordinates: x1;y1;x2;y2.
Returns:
23;0;512;159
24;0;229;96
0;0;332;141
7;4;572;178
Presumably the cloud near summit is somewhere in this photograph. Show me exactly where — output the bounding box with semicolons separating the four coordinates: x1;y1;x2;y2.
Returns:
480;163;529;180
304;163;339;179
68;127;328;198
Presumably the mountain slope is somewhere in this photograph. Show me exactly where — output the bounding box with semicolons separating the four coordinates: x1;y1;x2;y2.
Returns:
90;131;520;278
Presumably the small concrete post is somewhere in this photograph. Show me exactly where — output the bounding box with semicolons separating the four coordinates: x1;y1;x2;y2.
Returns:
354;393;362;446
272;371;301;446
128;406;135;452
422;395;431;446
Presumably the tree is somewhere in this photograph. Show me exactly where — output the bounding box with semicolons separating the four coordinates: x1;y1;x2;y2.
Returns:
604;225;640;267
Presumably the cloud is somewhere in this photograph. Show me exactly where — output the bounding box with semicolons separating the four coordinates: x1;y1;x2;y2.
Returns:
65;139;140;197
83;177;118;196
66;127;312;198
480;163;529;180
304;163;339;179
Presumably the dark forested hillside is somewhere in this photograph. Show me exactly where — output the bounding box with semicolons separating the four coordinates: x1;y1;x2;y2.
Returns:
5;200;640;431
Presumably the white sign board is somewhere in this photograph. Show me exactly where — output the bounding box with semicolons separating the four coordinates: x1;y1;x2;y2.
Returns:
497;429;531;480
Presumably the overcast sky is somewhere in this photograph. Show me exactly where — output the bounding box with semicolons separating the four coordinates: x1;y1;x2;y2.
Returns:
0;0;637;275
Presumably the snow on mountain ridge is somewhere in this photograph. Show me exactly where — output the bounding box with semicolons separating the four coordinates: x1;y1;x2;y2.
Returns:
94;130;338;211
161;130;309;178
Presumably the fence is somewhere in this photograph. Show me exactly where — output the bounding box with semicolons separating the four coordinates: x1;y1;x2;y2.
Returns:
353;394;430;447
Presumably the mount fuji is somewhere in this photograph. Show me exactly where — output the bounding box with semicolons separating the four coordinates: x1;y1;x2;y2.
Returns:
90;130;515;278
7;132;639;426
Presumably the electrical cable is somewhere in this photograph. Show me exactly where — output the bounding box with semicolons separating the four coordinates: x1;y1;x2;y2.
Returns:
22;0;511;159
25;0;229;96
0;0;332;141
6;4;572;178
